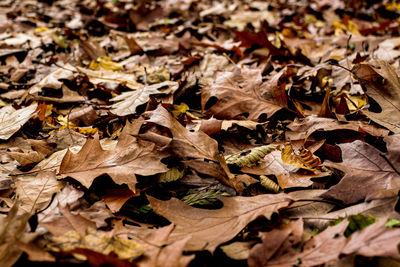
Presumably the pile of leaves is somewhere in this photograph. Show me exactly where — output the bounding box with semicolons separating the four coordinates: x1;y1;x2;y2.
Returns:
1;0;400;266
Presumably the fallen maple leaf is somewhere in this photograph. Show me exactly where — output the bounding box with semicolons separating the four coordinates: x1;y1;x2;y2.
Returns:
148;193;292;252
59;119;168;191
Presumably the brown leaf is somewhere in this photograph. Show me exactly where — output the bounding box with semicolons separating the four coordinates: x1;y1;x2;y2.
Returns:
130;224;195;267
101;187;137;213
342;218;400;259
184;158;258;193
38;185;109;236
148;193;292;252
286;115;389;141
59;119;168;191
265;220;349;267
322;136;400;204
146;105;219;160
0;103;38;140
0;204;31;267
353;60;400;133
15;171;62;213
201;67;282;120
248;219;303;267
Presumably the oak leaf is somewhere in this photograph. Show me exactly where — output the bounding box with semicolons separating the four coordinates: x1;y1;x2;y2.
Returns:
260;220;349;267
148;193;292;252
59;119;168;191
15;171;62;213
201;67;282;120
342;218;400;259
353;60;400;133
48;228;144;261
146;105;219;160
322;136;400;204
125;224;195;267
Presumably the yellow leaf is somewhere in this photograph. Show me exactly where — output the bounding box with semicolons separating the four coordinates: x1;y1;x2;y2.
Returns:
159;167;185;183
35;26;50;33
281;143;321;171
171;103;189;117
56;114;77;127
95;57;124;71
48;228;145;261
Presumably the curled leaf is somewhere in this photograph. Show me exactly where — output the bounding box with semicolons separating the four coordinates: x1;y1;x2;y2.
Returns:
281;143;321;171
260;175;280;193
225;144;278;167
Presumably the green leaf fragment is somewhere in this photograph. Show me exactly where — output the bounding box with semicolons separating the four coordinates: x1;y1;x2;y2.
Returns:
330;214;378;237
385;218;400;228
181;190;230;206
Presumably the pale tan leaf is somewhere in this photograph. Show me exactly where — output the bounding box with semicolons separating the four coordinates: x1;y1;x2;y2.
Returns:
15;171;62;213
0;103;37;140
111;81;179;116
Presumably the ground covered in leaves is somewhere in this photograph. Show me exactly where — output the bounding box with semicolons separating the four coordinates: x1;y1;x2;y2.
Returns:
1;0;400;266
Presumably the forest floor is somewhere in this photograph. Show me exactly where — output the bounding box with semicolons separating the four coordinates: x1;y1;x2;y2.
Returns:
1;0;400;266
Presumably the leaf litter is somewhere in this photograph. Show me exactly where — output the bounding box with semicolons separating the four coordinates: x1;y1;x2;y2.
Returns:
1;0;400;266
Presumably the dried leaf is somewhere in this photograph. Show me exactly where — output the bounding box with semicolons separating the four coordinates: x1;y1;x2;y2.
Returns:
201;68;282;120
48;228;144;261
146;105;219;160
0;103;38;140
15;171;62;213
111;81;179;116
148;193;292;251
281;142;321;171
225;144;278;167
59;120;168;191
322;136;400;204
354;60;400;133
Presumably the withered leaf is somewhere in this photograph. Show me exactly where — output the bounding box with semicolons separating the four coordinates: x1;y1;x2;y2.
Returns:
15;171;62;213
281;142;321;171
342;218;400;259
0;103;38;140
242;150;329;189
146;105;219;160
201;67;282;120
111;81;179;116
59;120;168;191
322;136;400;204
148;193;292;252
354;60;400;133
264;220;349;267
48;228;144;261
126;224;195;267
